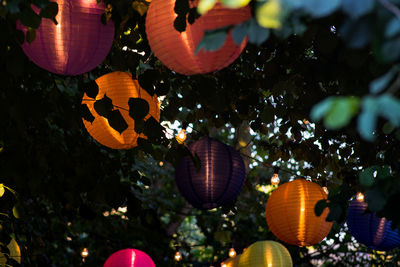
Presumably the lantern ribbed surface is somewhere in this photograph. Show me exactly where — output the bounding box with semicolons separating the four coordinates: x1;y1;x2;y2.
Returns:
223;255;240;267
0;239;21;265
265;179;333;247
18;0;114;75
82;71;160;149
346;199;400;251
145;0;251;75
103;248;155;267
238;241;292;267
175;137;246;210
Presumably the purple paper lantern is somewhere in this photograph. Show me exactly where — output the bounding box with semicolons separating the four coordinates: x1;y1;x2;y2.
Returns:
347;199;400;251
175;137;246;210
18;0;114;75
103;248;155;267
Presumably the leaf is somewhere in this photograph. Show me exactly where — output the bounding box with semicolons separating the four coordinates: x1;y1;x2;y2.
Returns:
39;2;58;19
385;18;400;39
382;122;395;134
143;117;165;144
256;0;282;29
247;19;270;45
378;94;400;126
81;104;95;123
138;70;156;96
220;0;250;8
214;230;231;244
174;0;190;15
18;7;42;29
324;97;360;129
84;80;99;99
314;199;328;217
107;110;128;134
26;27;36;44
197;0;217;14
381;37;400;62
174;14;187;32
94;94;113;118
339;18;371;49
365;189;386;212
132;1;149;16
326;203;342;222
301;0;341;18
260;105;274;123
128;98;150;121
358;110;377;141
369;67;398;94
195;28;228;54
232;22;248;46
12;204;22;219
359;168;374;187
191;152;202;171
0;184;4;197
310;97;334;122
188;7;200;25
341;0;374;19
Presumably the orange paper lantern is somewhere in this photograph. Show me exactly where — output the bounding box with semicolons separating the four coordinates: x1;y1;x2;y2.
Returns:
265;179;333;246
82;71;160;149
145;0;251;75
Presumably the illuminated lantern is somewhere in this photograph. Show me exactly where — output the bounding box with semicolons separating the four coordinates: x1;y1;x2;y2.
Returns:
0;239;21;265
238;241;292;267
18;0;114;75
82;71;160;149
222;255;240;267
145;0;251;75
265;179;333;246
175;137;246;209
346;199;400;251
104;248;155;267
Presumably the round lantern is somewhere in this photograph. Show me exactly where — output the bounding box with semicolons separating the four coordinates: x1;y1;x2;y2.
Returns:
145;0;251;75
346;199;400;251
18;0;114;75
0;239;21;265
104;248;155;267
265;179;333;246
82;71;160;149
175;137;246;209
222;255;240;267
238;241;292;267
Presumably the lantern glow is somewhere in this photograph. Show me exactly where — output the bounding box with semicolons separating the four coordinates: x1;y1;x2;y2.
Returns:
103;248;155;267
238;241;292;267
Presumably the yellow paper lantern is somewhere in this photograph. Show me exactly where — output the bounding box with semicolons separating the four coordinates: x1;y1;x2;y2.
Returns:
0;239;21;265
82;71;160;149
222;254;240;267
265;179;332;246
238;241;292;267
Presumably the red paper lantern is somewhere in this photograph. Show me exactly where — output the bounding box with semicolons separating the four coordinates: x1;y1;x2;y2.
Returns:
18;0;114;75
145;0;251;75
103;249;155;267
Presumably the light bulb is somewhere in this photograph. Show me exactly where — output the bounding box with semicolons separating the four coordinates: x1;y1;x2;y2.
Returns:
175;129;187;144
174;251;182;262
81;248;89;262
221;264;227;267
228;247;236;258
356;192;365;202
271;173;280;186
322;186;329;195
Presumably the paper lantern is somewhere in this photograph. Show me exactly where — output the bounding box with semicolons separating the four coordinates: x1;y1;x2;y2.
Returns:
145;0;251;75
222;255;240;267
238;241;292;267
346;199;400;251
0;239;21;265
104;248;155;267
82;71;160;149
175;137;246;209
265;179;333;246
18;0;114;75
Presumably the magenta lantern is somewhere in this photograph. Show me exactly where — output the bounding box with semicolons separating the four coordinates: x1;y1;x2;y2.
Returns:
18;0;114;75
103;249;156;267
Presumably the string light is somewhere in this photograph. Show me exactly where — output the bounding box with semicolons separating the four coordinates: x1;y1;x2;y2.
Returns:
322;186;329;195
174;251;182;262
221;264;227;267
228;247;237;258
356;192;365;202
175;129;187;144
81;248;89;262
271;167;280;186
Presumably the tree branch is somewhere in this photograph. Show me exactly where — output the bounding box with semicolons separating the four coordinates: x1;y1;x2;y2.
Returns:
379;0;400;21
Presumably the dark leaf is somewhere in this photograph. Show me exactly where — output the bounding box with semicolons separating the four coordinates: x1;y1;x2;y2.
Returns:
155;82;170;96
26;27;36;44
18;7;42;29
247;19;270;45
84;81;99;99
94;94;113;118
137;138;154;154
326;203;342;222
232;22;248;46
174;0;190;15
143;117;165;144
107;110;128;134
174;14;187;32
314;199;328;217
39;2;58;19
81;104;95;123
188;7;200;25
195;27;229;54
128;98;150;121
138;70;156;96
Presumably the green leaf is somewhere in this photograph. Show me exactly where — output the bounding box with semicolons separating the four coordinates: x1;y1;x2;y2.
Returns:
369;67;398;94
18;7;42;29
0;184;4;197
382;122;395;134
247;19;270;45
359;168;374;187
39;2;58;19
358;110;377;141
310;97;334;122
378;94;400;126
128;98;150;121
195;28;228;53
365;189;386;212
324;97;360;129
81;104;95;123
385;17;400;39
302;0;341;18
232;22;248;46
107;110;128;134
94;94;113;118
341;0;374;19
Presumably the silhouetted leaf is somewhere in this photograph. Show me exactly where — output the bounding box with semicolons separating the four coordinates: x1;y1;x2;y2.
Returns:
138;70;156;96
128;98;150;121
108;110;128;134
195;27;229;53
174;0;189;15
81;104;95;123
39;2;59;19
18;7;41;29
188;7;200;24
143;117;164;144
84;81;99;99
174;14;186;32
314;199;328;217
94;94;113;118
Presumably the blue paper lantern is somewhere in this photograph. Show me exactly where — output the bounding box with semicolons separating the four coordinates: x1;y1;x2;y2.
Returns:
346;199;400;251
175;137;246;210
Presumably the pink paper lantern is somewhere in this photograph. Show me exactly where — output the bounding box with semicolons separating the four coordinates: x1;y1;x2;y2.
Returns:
18;0;114;75
104;249;156;267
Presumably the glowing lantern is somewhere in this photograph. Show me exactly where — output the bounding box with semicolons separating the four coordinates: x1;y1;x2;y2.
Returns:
222;254;240;267
82;71;160;149
18;0;114;75
175;137;246;209
104;248;155;267
265;179;333;246
346;199;400;251
0;239;21;265
238;241;292;267
145;0;251;75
